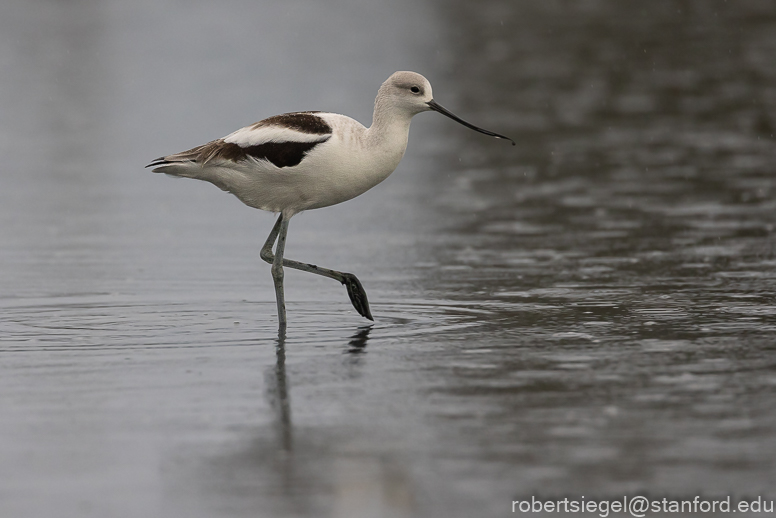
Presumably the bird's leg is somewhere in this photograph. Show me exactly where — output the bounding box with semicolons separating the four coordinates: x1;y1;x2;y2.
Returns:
261;214;290;331
260;214;284;263
273;217;290;332
260;215;373;321
280;258;373;321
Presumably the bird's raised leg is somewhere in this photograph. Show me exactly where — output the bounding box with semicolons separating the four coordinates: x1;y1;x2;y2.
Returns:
282;260;373;321
260;215;373;321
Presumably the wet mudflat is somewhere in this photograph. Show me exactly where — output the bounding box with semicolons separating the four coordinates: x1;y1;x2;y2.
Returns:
1;1;776;517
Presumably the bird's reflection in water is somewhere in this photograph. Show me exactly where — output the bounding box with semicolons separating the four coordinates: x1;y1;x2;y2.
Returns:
256;325;415;517
266;333;293;452
346;325;372;354
266;325;373;453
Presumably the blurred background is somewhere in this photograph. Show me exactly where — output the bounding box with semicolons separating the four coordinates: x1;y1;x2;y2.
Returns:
1;0;775;517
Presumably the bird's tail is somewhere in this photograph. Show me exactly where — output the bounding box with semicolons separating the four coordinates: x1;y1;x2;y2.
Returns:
145;144;208;175
145;157;170;170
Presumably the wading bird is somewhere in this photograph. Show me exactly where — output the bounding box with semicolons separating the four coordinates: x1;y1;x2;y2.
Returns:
148;71;514;331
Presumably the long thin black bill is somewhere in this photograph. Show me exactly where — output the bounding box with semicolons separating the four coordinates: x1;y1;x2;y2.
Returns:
427;99;515;145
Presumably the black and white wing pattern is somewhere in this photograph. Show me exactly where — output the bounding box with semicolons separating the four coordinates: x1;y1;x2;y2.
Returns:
147;112;333;170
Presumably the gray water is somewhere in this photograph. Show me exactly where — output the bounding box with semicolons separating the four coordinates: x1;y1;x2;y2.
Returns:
2;1;775;517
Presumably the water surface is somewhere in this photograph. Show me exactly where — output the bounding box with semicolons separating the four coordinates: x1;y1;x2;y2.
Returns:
1;1;775;517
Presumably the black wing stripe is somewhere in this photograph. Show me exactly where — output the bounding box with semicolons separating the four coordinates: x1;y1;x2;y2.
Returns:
222;137;330;168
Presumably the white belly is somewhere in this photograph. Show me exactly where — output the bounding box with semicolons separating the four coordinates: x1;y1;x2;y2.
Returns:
206;127;406;214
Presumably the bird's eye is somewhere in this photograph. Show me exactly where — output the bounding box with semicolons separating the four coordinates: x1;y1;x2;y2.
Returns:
410;86;421;94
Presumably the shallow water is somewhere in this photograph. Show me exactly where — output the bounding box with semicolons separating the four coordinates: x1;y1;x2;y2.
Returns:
2;0;776;517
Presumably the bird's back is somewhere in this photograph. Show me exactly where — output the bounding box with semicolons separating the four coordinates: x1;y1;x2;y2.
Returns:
148;110;405;215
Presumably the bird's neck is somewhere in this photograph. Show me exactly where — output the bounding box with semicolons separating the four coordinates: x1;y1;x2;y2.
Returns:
366;98;413;152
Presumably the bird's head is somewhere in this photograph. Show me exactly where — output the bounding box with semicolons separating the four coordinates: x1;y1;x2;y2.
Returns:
379;71;515;145
379;71;435;115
